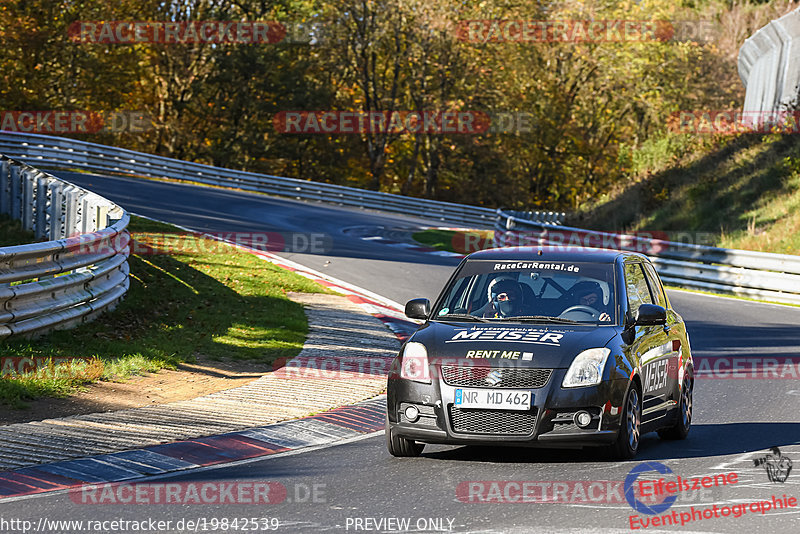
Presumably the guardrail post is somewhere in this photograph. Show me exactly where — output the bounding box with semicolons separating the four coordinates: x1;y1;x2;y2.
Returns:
10;165;21;221
65;188;80;237
81;199;93;233
48;181;64;239
35;176;48;239
21;171;34;231
96;205;109;231
0;160;9;215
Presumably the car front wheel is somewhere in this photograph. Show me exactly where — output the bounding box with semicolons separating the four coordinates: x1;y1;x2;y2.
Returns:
610;385;641;460
386;422;425;457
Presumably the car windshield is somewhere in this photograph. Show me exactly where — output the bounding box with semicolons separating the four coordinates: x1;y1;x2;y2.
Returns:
433;259;616;323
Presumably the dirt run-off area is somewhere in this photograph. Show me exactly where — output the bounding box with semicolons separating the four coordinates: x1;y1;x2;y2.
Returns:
0;356;271;425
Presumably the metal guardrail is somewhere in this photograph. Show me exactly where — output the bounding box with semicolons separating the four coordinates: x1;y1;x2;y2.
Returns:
738;7;800;122
0;156;130;339
497;209;566;226
0;131;498;229
2;131;798;307
495;209;800;305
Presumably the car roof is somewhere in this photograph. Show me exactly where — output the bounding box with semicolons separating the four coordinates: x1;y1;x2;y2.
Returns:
465;246;649;263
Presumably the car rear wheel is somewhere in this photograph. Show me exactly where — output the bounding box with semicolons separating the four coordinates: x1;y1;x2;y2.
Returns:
658;375;692;440
386;423;425;457
609;385;641;460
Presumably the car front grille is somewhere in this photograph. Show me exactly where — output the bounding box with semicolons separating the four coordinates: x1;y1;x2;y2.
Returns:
448;406;537;436
441;366;551;389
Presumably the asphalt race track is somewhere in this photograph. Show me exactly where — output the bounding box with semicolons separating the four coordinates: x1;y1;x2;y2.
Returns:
3;171;799;533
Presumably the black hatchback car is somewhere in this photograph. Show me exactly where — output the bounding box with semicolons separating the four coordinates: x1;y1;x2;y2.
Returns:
386;248;694;459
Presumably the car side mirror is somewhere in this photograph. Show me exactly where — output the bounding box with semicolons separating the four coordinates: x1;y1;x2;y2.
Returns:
635;304;667;326
405;298;431;320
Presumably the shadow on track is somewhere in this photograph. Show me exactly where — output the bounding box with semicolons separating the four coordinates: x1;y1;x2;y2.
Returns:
417;422;800;463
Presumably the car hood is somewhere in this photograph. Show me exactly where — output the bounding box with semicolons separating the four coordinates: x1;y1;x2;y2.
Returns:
409;320;619;369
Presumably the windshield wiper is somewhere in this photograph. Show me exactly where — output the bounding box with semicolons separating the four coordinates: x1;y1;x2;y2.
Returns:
436;314;488;322
502;315;581;324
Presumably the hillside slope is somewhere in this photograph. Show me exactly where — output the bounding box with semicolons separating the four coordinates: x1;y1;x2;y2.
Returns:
573;132;800;254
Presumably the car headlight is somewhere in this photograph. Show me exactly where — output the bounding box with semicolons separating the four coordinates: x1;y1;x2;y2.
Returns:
562;348;611;388
400;342;431;384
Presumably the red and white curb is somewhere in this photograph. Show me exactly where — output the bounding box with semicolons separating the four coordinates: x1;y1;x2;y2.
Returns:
0;397;386;501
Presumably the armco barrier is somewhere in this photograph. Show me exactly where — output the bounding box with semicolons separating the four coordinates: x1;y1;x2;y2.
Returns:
2;132;797;306
495;209;800;305
0;156;130;339
0;131;501;229
738;7;800;123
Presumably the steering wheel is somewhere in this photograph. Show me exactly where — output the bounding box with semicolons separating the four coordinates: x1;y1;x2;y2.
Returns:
559;305;600;319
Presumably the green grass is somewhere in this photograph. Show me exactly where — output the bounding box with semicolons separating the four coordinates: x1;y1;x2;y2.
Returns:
413;131;800;258
413;229;459;252
0;216;330;408
413;228;494;254
0;214;35;246
576;132;800;255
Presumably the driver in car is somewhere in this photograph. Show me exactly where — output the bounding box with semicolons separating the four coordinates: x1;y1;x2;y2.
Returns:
482;280;526;319
569;281;611;322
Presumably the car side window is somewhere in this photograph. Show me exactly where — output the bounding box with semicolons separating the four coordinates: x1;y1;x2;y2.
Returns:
642;262;667;309
624;262;653;317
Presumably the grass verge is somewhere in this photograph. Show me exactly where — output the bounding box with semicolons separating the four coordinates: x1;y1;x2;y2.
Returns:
0;216;330;408
576;132;800;255
412;228;494;254
0;214;35;246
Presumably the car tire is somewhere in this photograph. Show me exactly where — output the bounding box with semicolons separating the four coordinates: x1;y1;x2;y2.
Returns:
658;374;693;441
386;423;425;457
609;385;641;460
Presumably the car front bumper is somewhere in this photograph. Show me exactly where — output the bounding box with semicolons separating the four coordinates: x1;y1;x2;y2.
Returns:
387;366;630;448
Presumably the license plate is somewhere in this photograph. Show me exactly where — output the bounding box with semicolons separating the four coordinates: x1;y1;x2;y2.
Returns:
454;388;532;410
